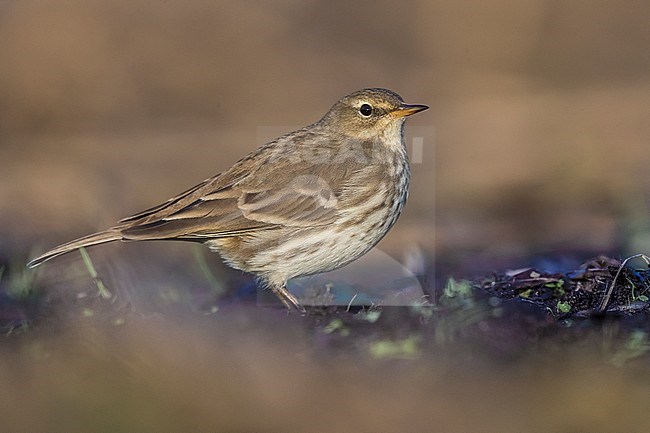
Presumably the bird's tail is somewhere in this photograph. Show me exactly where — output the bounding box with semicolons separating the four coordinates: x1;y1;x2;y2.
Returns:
27;230;123;268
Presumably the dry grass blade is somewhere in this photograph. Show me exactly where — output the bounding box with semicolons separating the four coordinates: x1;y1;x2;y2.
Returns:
79;247;112;300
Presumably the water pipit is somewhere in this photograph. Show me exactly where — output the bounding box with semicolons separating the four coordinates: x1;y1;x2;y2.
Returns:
28;88;428;311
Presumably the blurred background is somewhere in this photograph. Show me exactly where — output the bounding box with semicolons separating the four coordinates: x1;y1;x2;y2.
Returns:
1;1;650;431
2;0;648;266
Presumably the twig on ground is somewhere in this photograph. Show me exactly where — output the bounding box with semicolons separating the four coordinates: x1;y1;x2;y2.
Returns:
597;254;650;313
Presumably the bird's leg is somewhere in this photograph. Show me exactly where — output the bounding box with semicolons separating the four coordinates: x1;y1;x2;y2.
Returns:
271;284;306;313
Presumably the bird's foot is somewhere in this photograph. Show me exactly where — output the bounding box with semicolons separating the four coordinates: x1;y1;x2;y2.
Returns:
272;285;306;313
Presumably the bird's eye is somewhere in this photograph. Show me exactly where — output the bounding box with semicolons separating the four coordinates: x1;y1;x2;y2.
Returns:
359;103;373;117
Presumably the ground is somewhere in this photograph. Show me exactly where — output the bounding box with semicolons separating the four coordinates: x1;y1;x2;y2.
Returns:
1;250;650;432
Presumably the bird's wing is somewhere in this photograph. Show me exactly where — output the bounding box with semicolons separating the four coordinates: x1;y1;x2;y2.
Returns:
117;154;367;240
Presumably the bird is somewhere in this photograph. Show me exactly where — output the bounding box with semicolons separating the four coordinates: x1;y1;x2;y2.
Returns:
27;88;428;311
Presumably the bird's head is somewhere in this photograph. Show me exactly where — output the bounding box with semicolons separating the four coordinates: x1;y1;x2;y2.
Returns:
321;88;428;141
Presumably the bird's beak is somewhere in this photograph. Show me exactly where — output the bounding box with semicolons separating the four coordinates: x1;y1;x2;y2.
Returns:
390;103;429;118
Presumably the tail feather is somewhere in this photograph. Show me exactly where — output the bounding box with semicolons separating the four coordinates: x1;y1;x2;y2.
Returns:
27;230;123;268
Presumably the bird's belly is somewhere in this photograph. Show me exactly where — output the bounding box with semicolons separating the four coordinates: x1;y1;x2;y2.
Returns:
250;224;390;280
247;194;403;280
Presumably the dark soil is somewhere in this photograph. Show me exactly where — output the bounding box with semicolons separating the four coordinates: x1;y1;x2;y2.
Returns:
479;255;650;318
